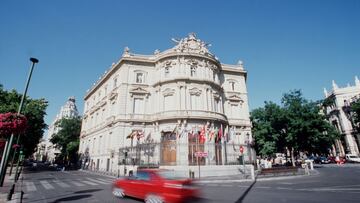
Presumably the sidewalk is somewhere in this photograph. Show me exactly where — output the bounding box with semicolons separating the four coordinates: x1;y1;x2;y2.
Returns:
0;169;24;203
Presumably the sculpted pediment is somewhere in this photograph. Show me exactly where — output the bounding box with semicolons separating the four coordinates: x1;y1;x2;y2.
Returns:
189;87;202;96
130;87;150;97
227;94;244;103
162;88;175;96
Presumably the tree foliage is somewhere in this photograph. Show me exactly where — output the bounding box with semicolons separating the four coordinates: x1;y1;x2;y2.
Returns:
251;90;340;161
0;84;48;157
351;99;360;132
50;116;81;164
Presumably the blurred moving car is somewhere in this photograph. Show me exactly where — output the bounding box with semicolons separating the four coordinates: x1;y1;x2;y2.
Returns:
112;169;200;203
328;156;346;164
345;154;360;163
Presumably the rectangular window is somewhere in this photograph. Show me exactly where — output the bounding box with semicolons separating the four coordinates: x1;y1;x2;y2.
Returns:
190;95;197;110
230;82;235;91
191;66;196;77
133;98;144;114
214;98;220;112
164;96;171;111
136;73;144;83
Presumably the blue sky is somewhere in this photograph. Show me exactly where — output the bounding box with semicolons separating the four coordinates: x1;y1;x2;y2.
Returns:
1;0;359;133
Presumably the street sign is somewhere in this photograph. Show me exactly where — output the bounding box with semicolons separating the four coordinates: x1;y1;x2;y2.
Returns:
194;151;208;157
239;146;244;153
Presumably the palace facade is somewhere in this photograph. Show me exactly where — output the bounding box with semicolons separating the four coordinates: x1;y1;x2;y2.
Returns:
79;34;253;176
324;77;360;156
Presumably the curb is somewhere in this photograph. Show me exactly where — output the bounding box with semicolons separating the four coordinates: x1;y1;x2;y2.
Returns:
196;169;319;183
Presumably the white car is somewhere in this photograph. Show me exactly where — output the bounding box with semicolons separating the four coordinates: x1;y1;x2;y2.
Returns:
345;154;360;163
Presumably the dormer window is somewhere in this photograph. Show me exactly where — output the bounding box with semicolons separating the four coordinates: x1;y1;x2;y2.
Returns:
136;73;144;83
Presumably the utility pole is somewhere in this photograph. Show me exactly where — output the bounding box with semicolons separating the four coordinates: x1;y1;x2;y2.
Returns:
0;58;38;190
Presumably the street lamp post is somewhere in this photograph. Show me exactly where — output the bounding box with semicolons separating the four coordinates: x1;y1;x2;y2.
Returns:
0;57;38;188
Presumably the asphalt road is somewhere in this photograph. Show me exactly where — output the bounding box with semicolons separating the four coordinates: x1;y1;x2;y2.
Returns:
19;164;360;203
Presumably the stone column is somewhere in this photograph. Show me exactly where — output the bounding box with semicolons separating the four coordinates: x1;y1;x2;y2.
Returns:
203;87;207;111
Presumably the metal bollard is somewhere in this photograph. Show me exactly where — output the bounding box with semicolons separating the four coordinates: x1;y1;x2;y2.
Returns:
20;191;24;203
7;183;15;200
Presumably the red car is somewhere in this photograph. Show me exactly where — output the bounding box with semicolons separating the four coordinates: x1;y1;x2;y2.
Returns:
112;169;200;203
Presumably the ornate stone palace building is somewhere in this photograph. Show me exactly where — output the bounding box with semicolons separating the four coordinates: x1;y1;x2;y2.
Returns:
324;77;360;156
79;33;253;176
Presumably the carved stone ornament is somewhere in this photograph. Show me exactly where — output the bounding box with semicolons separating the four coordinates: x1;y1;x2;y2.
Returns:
162;88;175;96
129;87;150;97
186;58;199;66
213;92;220;99
172;33;213;57
122;46;131;57
189;87;202;96
228;94;244;103
162;60;176;68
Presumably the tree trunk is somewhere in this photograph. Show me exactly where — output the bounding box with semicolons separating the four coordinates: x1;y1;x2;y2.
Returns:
291;147;295;167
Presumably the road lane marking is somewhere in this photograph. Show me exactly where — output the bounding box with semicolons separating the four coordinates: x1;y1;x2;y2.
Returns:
81;180;98;186
221;184;233;187
54;180;70;188
72;181;85;187
86;178;109;184
40;180;55;190
25;182;37;192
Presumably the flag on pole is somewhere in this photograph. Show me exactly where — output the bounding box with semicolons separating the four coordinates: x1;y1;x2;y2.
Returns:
126;131;137;139
199;125;206;144
137;130;144;140
218;124;223;142
224;125;229;142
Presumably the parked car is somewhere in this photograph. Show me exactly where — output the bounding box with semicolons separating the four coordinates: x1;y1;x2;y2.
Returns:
345;154;360;163
112;169;200;203
314;156;330;164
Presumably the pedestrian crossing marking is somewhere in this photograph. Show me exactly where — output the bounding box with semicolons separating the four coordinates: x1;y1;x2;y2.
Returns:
53;180;70;188
86;178;109;184
96;178;113;184
40;180;55;190
25;182;36;192
72;181;85;187
81;180;98;186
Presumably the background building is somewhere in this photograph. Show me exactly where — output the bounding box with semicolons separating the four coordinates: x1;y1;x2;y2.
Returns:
324;77;360;156
38;97;79;162
79;33;253;177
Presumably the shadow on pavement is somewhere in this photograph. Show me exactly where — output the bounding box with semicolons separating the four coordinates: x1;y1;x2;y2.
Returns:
74;189;103;194
51;194;92;202
235;177;257;203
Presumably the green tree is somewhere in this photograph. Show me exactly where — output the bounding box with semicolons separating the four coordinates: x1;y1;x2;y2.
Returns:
251;90;340;165
351;99;360;132
251;102;287;157
0;84;48;157
50;117;81;165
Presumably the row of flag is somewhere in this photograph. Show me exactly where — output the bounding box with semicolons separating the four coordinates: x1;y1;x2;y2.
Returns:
173;123;236;143
126;124;236;143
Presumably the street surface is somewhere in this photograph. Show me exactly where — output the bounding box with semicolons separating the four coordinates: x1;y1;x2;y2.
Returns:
18;164;360;203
